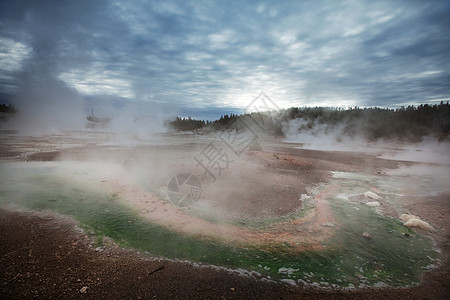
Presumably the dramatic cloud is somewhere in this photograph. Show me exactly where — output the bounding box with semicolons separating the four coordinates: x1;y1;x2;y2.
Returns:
0;0;449;120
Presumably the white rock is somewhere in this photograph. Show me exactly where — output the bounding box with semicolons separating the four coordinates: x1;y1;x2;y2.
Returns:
362;232;371;238
280;279;297;286
278;267;299;275
400;214;434;232
399;214;421;222
79;286;88;294
297;279;308;286
404;218;435;232
364;191;382;200
374;281;388;288
366;201;380;207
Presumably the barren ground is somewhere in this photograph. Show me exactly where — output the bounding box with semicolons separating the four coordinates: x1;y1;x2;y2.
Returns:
0;131;449;299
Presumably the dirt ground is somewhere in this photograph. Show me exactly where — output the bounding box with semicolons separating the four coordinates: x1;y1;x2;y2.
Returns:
1;207;448;299
0;132;449;299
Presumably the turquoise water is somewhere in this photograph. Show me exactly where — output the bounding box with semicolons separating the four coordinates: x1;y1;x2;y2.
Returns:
0;162;438;287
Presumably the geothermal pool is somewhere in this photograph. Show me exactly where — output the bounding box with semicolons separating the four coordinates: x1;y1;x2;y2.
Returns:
0;131;447;288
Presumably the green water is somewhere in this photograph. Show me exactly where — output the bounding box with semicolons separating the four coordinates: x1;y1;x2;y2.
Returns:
0;162;438;287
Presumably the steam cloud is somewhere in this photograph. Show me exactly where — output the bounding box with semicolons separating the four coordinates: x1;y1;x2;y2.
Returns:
3;0;172;137
283;117;450;165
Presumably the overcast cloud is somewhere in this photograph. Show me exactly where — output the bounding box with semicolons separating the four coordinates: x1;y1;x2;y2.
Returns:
0;0;449;120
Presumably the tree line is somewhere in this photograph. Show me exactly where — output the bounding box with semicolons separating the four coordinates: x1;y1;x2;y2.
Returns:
168;102;449;142
0;103;16;113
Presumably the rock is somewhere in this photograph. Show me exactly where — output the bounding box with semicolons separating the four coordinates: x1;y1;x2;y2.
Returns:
79;286;88;294
399;214;420;222
404;218;435;232
399;214;435;232
363;191;382;200
374;281;388;288
280;279;297;286
365;201;380;207
362;232;371;238
297;279;308;286
278;267;299;275
321;222;335;227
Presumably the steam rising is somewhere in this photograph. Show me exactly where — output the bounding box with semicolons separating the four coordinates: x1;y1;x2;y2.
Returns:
283;117;450;165
283;117;366;152
9;76;85;135
1;0;173;138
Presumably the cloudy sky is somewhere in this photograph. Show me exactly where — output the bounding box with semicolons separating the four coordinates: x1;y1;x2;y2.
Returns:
0;0;449;120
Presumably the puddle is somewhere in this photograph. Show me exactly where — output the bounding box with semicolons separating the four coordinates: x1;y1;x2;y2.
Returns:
0;162;440;287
